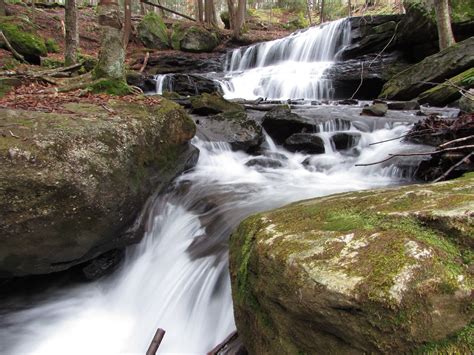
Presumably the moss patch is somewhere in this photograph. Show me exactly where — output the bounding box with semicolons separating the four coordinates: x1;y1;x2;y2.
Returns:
88;79;132;96
0;20;47;57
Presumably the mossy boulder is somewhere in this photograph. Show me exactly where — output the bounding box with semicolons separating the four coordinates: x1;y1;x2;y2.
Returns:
230;174;474;353
171;23;219;52
190;92;244;115
380;37;474;100
0;16;47;62
137;12;169;49
0;98;197;277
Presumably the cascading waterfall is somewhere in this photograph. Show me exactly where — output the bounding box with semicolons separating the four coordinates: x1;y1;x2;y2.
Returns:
0;118;425;354
154;74;170;95
218;19;351;100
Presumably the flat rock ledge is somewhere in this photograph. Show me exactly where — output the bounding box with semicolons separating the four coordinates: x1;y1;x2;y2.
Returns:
230;173;473;354
0;98;197;277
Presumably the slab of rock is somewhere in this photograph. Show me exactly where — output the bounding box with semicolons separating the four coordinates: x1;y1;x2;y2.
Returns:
137;12;170;49
230;174;474;354
190;93;244;115
284;133;325;154
171;23;219;53
0;99;196;277
160;74;222;96
261;105;315;144
387;100;420;110
245;157;283;169
331;132;361;150
361;102;388;116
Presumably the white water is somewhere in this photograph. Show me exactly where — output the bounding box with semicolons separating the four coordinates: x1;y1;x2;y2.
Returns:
219;19;351;100
1;121;422;354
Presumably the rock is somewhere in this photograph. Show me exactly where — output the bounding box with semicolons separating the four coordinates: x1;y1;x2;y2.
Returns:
160;74;222;96
141;54;223;75
418;68;474;107
171;23;219;53
230;174;474;354
458;89;474;113
190;93;244;115
380;37;474;100
0;99;196;277
361;102;388;116
126;71;156;93
284;133;325;154
137;12;170;49
81;249;125;280
0;16;47;63
220;11;230;29
261;105;315;144
387;101;420;110
245;158;283;169
331;132;361;150
338;99;358;105
196;111;263;152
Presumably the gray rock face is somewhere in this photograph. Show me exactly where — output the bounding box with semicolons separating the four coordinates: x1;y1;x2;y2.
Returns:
361;102;388;116
0;99;196;277
284;133;325;154
172;24;219;53
331;132;361;150
137;12;170;49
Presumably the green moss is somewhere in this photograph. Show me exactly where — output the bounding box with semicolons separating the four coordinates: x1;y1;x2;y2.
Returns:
171;23;185;50
323;209;377;232
415;322;474;354
88;79;132;96
138;12;169;49
45;38;60;53
41;58;64;69
0;22;47;57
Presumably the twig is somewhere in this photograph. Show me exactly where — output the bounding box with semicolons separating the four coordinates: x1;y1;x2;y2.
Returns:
369;128;436;146
146;328;165;355
433;152;473;183
139;52;150;73
355;145;474;167
207;331;238;355
101;104;115;114
9;130;20;139
0;30;27;63
350;61;364;100
140;0;196;21
438;135;474;149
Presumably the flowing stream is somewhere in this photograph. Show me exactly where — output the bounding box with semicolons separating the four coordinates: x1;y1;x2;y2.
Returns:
0;19;428;355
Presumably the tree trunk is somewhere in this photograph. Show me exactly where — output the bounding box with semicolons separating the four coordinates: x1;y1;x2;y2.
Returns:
0;0;6;16
123;0;131;47
348;0;352;17
433;0;455;50
196;0;203;22
65;0;79;65
233;0;246;38
320;0;324;23
95;0;125;80
204;0;217;26
305;0;312;25
226;0;235;30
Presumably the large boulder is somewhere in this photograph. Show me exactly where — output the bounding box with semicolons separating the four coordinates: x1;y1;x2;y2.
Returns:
0;16;47;63
0;99;196;277
190;93;244;115
137;12;170;49
283;133;325;154
195;110;264;152
379;37;474;100
137;54;223;75
171;23;219;53
230;174;473;354
159;74;222;96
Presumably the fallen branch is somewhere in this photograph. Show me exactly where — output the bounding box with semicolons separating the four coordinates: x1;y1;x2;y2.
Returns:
146;328;165;355
207;331;238;355
369;128;437;146
140;0;196;21
433;152;473;183
139;52;150;73
438;135;474;149
355;145;474;167
0;30;27;63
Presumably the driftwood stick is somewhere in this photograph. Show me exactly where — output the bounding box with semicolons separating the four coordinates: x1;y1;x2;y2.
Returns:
140;0;196;21
369;128;438;146
146;328;166;355
438;135;474;149
355;145;474;167
433;152;473;183
0;30;27;63
140;52;150;73
207;331;238;355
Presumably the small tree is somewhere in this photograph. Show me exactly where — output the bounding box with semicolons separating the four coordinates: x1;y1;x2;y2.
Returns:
433;0;455;50
65;0;79;65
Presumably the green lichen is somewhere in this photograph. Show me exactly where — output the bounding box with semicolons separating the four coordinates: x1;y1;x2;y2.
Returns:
0;22;47;57
138;12;169;49
415;322;474;354
88;79;132;96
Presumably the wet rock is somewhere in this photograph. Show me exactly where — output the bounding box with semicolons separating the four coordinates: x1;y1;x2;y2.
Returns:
261;105;315;144
161;74;222;96
230;174;474;354
81;249;125;280
196;110;263;152
458;89;474;113
126;71;156;92
284;133;325;154
142;54;223;75
245;158;283;169
190;93;244;115
171;23;219;52
380;37;474;100
0;99;196;277
387;101;420;110
331;132;361;150
361;102;388;116
137;12;170;49
338;99;358;105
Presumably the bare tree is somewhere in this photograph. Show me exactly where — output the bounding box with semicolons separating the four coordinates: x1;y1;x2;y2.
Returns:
123;0;131;47
95;0;125;80
0;0;6;16
433;0;455;50
65;0;79;65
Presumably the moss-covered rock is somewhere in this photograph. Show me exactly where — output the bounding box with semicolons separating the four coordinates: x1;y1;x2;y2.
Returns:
230;174;474;354
190;92;244;115
0;98;197;277
171;23;219;52
418;68;474;107
137;12;169;49
0;16;47;61
380;37;474;100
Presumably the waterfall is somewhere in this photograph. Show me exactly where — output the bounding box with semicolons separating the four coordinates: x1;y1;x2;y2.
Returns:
219;19;351;100
154;74;170;95
0;118;426;354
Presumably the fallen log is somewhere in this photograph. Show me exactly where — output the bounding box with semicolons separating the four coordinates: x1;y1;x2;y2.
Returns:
140;0;196;21
146;328;166;355
207;331;242;355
